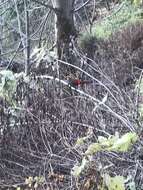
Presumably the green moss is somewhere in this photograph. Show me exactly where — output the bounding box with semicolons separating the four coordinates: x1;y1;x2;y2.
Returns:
79;1;143;44
95;2;143;38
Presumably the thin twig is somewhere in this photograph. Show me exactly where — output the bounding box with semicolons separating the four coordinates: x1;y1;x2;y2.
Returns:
38;10;52;48
6;41;22;70
24;0;30;75
32;0;55;12
74;0;91;13
34;75;134;131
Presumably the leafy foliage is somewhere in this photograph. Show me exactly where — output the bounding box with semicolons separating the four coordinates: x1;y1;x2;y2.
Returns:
107;132;138;152
71;157;89;177
0;70;17;105
85;142;102;155
75;136;88;147
85;132;138;155
72;132;138;177
0;0;142;189
104;174;125;190
127;0;142;6
95;1;143;38
125;175;136;190
80;0;143;44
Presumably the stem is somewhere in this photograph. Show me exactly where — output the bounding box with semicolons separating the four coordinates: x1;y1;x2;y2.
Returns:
24;0;30;75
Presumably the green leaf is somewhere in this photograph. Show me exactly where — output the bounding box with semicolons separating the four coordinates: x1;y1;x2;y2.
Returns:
108;132;138;152
85;143;102;155
98;133;119;148
127;181;136;190
84;132;138;156
104;174;125;190
0;70;16;90
81;1;142;41
75;136;88;147
125;175;136;190
133;0;142;6
0;70;17;105
71;157;89;177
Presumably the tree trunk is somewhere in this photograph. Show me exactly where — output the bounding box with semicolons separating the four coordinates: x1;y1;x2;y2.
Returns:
51;0;76;61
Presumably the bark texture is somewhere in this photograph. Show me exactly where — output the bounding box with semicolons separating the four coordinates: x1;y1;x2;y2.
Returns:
51;0;76;60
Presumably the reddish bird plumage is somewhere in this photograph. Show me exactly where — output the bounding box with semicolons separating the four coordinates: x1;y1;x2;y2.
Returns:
68;79;93;87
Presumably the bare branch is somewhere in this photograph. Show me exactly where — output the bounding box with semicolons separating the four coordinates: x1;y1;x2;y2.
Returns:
32;0;56;12
6;41;22;70
38;10;52;48
74;0;91;13
24;0;30;75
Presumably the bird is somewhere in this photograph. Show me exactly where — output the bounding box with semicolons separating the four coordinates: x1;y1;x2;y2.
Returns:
68;79;93;87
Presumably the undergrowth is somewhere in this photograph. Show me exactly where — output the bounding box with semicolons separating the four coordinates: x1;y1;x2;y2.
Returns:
0;1;143;190
79;0;143;48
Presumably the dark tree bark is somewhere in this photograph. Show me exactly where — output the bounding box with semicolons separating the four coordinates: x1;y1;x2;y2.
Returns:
51;0;76;61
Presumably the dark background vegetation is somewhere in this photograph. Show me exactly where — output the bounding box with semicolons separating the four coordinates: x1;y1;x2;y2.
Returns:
0;0;143;189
